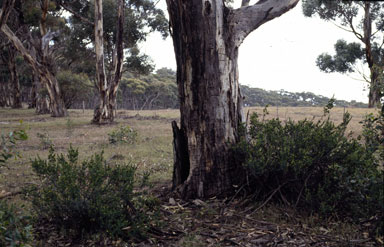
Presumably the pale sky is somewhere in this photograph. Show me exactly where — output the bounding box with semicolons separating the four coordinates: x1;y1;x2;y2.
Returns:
141;0;370;103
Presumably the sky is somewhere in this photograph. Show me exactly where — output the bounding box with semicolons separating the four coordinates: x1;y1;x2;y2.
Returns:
140;0;370;103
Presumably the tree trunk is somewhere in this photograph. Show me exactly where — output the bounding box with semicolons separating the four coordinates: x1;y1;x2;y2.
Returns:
6;46;22;108
363;2;380;108
92;0;110;124
92;0;124;124
0;0;67;117
368;70;381;108
0;83;6;107
166;0;299;199
167;0;243;199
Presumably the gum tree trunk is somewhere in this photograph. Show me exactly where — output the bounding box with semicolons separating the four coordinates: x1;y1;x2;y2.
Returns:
0;0;67;117
6;46;22;108
167;0;299;199
0;25;67;117
362;2;381;108
92;0;124;124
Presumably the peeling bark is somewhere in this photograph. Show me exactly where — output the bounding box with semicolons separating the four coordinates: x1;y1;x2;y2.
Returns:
167;0;299;199
92;0;109;124
93;0;125;124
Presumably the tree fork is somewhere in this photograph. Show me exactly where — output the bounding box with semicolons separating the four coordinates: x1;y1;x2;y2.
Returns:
0;0;67;117
92;0;124;124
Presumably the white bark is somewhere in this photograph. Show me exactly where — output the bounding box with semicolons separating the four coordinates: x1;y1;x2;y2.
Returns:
94;0;107;94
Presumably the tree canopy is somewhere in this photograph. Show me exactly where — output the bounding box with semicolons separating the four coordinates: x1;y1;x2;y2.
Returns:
303;0;384;107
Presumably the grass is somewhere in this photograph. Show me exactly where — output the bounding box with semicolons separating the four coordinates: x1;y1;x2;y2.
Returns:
0;107;376;198
0;106;380;246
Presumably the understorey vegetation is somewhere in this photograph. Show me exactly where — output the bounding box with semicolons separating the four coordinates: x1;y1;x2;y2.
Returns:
0;107;383;245
29;146;159;243
108;125;138;145
235;103;384;237
0;128;32;247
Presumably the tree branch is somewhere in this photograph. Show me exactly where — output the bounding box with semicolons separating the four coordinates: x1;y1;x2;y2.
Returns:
112;0;125;90
330;20;354;34
41;30;60;51
351;63;370;83
229;0;299;47
1;24;43;75
59;2;94;26
344;14;364;42
0;0;15;28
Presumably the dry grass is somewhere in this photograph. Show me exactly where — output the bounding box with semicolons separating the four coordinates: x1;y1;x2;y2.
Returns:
0;106;377;196
0;108;178;201
246;106;378;138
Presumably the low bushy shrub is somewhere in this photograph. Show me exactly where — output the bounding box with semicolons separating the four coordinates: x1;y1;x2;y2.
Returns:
0;202;33;247
108;125;138;145
361;109;384;161
30;146;157;241
0;129;32;247
235;106;383;235
1;128;27;165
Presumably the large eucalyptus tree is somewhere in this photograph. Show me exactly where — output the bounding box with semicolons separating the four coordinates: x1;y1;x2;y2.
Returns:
0;0;68;117
167;0;299;199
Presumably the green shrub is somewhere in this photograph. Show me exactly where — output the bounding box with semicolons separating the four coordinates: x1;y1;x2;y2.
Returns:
30;146;157;241
0;128;32;246
1;128;27;165
361;109;384;161
235;107;383;234
0;202;33;247
108;125;138;145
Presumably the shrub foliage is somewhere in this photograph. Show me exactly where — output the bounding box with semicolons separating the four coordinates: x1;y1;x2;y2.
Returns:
108;125;138;145
0;202;33;247
1;128;27;165
30;146;156;241
235;106;383;235
0;128;32;247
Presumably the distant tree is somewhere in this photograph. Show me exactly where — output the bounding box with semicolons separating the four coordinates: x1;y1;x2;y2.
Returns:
0;0;68;117
0;44;21;108
125;46;155;77
120;77;148;110
119;68;178;110
58;0;167;123
166;0;299;199
57;71;92;108
303;0;384;108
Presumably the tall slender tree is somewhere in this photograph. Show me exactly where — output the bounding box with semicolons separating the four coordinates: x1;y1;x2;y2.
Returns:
61;0;167;123
92;0;125;123
167;0;299;199
303;0;384;108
